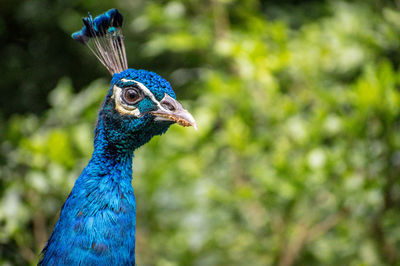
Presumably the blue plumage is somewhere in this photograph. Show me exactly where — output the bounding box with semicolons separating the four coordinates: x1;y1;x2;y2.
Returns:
39;10;196;265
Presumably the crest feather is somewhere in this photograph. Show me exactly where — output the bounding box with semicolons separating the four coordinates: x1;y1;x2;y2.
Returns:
72;9;128;75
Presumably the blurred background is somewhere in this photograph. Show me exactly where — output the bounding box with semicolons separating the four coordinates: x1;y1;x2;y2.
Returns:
1;0;400;265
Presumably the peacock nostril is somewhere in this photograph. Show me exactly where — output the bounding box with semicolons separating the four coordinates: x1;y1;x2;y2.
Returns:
161;102;176;112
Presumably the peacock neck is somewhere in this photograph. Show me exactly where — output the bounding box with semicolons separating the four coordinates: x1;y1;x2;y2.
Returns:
40;121;138;265
77;118;137;200
72;125;136;212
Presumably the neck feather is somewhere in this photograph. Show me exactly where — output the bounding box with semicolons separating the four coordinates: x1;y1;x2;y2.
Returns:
40;122;137;265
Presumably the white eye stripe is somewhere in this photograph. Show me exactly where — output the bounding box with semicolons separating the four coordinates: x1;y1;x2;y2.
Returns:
112;79;171;117
120;78;170;113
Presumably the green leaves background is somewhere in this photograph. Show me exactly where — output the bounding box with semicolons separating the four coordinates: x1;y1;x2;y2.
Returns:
1;0;400;265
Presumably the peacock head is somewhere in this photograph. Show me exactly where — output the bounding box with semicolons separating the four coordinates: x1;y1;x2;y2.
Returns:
72;9;196;150
97;69;196;149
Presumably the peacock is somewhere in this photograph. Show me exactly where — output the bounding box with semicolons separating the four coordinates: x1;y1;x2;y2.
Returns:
39;9;196;265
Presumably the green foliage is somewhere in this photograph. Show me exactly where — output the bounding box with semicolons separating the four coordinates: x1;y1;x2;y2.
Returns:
1;1;400;265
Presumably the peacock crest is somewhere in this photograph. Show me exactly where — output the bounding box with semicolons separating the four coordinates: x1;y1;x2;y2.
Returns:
72;9;128;75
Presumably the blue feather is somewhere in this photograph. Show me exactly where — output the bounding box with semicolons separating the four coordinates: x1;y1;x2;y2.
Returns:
39;68;194;265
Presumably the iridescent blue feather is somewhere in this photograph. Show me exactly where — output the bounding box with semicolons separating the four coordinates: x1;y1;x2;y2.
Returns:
39;9;196;266
39;67;178;265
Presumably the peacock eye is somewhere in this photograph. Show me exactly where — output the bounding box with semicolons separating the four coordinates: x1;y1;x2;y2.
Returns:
122;87;142;105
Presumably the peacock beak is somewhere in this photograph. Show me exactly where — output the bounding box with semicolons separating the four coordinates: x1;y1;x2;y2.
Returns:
151;94;197;130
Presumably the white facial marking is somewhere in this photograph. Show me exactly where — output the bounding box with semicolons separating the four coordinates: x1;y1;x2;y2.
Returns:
113;85;141;116
120;78;171;112
113;79;171;116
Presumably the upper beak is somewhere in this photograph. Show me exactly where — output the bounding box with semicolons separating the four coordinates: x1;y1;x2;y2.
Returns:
150;94;197;130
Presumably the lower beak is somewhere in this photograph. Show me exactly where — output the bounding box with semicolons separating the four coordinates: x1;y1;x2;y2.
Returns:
150;94;197;130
